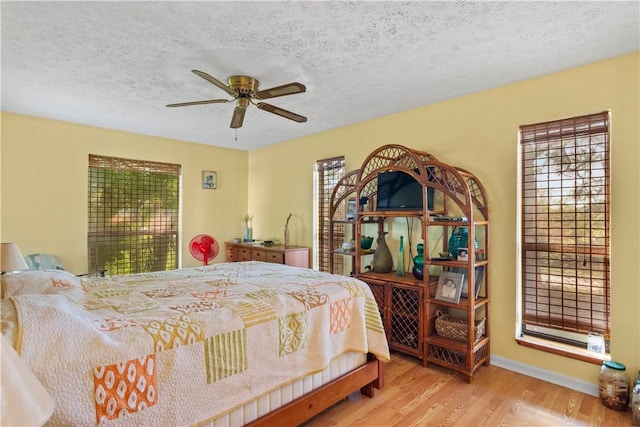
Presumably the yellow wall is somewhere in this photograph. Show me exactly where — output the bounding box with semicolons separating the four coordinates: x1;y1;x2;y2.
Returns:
1;52;637;386
248;52;640;385
0;114;249;272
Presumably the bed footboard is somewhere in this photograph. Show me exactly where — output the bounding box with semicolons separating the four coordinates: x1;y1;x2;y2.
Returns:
246;353;384;427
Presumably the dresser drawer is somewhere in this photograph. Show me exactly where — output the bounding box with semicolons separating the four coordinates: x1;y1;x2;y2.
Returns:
225;247;236;262
225;243;308;268
251;249;267;261
266;251;284;264
238;248;251;261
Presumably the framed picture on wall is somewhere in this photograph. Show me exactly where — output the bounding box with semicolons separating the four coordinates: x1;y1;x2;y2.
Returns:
202;171;217;189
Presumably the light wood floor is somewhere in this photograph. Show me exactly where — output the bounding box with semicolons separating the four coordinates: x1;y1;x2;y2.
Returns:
304;351;633;427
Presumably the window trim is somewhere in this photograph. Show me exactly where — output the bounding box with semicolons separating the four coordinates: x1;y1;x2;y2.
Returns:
516;334;609;365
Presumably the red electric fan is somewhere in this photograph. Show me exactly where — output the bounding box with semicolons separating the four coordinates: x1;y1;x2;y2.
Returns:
189;234;219;265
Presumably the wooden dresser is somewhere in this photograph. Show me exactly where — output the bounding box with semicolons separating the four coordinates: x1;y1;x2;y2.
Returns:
225;242;309;268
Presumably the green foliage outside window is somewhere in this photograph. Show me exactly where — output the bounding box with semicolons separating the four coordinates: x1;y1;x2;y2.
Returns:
88;156;181;275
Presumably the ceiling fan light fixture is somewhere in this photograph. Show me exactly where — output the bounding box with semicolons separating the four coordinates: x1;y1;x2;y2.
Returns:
227;76;259;96
168;69;307;129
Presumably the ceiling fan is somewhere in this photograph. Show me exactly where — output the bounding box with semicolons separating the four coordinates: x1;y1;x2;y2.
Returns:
167;70;307;129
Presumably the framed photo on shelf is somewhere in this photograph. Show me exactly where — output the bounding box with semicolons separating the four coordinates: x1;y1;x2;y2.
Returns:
451;266;485;299
435;271;464;304
346;197;356;221
457;248;469;261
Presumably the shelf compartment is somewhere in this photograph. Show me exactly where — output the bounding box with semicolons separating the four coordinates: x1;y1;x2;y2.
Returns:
425;335;489;360
424;338;490;382
435;315;485;343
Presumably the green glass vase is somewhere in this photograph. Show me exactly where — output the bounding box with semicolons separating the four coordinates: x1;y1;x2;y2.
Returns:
396;236;405;277
412;243;424;280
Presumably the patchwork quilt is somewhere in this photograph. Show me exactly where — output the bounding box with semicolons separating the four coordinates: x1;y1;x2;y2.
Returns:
8;262;390;426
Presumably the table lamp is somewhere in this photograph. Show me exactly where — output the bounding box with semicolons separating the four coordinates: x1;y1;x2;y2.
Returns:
0;242;29;273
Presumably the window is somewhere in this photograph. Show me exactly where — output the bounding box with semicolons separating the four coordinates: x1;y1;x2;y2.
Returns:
518;112;610;357
88;155;181;275
315;156;345;272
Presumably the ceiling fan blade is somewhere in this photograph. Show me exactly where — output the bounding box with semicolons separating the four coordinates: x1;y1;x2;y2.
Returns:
166;99;229;107
192;69;236;97
255;82;306;100
230;106;247;129
257;102;307;123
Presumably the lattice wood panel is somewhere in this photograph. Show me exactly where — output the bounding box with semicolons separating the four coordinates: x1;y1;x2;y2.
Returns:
390;287;420;350
391;287;419;316
473;343;489;364
427;344;466;366
353;145;488;220
426;342;489;369
391;313;419;349
359;145;438;183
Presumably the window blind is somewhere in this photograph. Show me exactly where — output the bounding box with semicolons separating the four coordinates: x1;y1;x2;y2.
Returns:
316;156;345;272
88;155;181;275
520;112;610;343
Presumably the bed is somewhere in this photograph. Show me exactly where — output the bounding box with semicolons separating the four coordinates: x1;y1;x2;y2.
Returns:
1;261;390;426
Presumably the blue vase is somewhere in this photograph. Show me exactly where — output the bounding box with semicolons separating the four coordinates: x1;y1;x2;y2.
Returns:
448;227;478;258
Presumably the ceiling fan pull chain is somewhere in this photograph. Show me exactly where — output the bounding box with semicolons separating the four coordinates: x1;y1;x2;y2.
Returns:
235;128;238;141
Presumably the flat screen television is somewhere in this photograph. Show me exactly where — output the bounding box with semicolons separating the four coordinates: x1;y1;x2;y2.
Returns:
376;170;434;211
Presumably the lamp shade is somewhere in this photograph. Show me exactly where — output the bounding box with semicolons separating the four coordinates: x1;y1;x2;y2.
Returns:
1;335;55;426
0;243;29;273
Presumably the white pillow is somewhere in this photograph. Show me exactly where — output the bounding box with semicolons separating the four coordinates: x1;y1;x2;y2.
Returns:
1;270;81;299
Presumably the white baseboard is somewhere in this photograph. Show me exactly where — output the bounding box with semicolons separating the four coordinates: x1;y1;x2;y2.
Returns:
491;354;599;397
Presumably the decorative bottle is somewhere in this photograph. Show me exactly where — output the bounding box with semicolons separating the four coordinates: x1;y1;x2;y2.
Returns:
243;214;253;242
396;236;405;276
412;243;424;280
372;231;393;273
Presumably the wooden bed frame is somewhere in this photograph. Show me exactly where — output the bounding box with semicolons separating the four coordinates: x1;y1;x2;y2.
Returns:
246;353;384;426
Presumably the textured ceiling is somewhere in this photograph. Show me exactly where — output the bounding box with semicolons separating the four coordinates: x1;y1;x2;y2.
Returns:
1;1;638;151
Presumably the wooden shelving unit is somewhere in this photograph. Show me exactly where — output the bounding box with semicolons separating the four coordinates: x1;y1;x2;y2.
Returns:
329;144;490;383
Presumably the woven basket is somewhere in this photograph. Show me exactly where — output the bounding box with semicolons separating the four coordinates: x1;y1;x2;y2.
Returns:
435;311;485;342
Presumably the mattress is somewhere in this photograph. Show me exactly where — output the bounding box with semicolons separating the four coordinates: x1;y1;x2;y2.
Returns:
205;351;366;426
